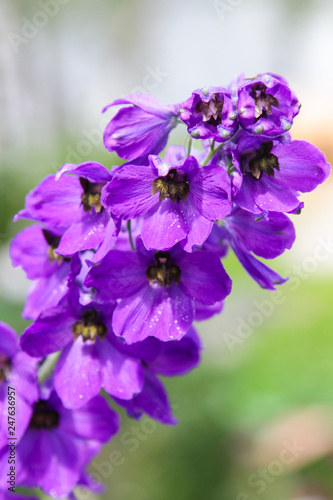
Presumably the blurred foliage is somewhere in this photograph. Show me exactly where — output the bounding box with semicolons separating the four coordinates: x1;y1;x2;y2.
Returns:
0;297;27;333
297;457;333;498
281;0;317;14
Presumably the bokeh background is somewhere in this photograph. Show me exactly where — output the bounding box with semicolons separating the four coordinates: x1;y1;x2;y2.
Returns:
1;0;333;499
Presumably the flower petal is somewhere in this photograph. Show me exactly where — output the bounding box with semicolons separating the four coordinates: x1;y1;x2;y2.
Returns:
60;394;119;442
14;174;82;229
177;250;232;305
20;306;75;357
54;338;102;409
114;370;177;425
194;300;224;321
22;261;71;320
56;211;112;256
0;321;18;357
10;225;60;280
273;140;331;192
14;429;79;497
226;208;295;259
112;284;193;344
55;161;112;183
234;174;300;214
85;250;147;301
103;93;178;116
103;102;177;160
92;216;120;263
150;325;201;376
101;164;158;219
180;202;213;252
95;338;144;400
142;199;188;250
187;164;232;220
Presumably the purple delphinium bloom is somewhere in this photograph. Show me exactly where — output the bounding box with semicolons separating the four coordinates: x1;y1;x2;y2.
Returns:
20;289;144;409
231;134;330;214
180;86;238;141
0;322;38;451
0;388;119;498
10;224;73;320
204;207;296;289
114;326;201;424
236;73;301;136
103;93;180;161
14;162;118;263
11;240;96;321
102;154;232;252
10;225;68;281
85;238;232;344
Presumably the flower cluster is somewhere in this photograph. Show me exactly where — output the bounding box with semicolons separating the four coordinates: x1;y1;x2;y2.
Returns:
1;72;330;498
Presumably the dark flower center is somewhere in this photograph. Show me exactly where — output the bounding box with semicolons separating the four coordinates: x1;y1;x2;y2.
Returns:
0;353;11;383
72;309;107;343
249;83;279;121
194;93;224;126
42;229;70;264
146;251;181;287
152;169;189;203
246;141;280;180
80;177;104;213
29;400;60;430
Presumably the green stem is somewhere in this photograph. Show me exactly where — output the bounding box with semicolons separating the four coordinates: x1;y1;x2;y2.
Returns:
186;137;192;157
202;140;224;166
38;352;60;383
127;220;135;251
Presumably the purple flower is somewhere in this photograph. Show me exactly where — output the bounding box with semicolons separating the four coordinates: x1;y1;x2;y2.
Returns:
231;135;330;214
10;230;95;320
145;324;201;376
10;225;68;281
0;389;119;498
85;238;232;344
102;154;232;252
114;326;201;424
180;86;238;141
115;368;177;425
236;73;301;136
20;289;144;408
118;324;201;376
103;93;180;161
10;225;73;319
211;207;296;289
14;162;117;263
0;322;38;451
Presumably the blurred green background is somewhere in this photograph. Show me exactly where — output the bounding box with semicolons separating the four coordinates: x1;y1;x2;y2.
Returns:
1;0;333;499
